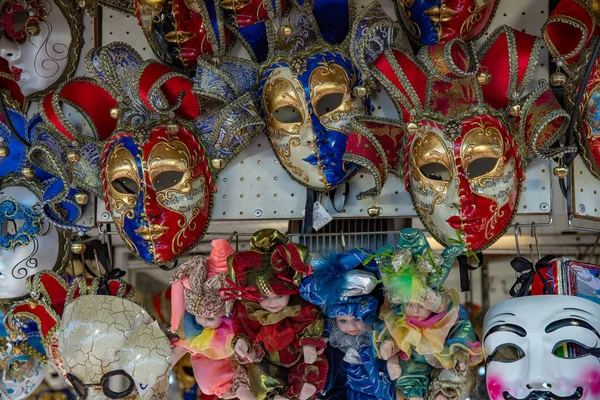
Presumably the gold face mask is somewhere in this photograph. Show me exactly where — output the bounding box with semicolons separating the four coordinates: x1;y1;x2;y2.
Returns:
408;115;522;251
259;51;369;191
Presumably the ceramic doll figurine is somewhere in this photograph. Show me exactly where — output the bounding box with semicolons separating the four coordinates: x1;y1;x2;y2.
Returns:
226;229;328;400
373;228;485;400
170;239;255;400
300;248;396;400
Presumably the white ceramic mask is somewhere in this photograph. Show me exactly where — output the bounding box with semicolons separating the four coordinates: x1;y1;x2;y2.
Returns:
483;295;600;400
58;295;171;399
0;0;81;98
0;180;66;301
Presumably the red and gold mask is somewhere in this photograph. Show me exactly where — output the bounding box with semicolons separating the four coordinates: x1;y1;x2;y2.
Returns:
365;27;569;251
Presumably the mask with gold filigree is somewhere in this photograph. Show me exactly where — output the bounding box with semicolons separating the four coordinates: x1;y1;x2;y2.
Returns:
40;43;262;265
235;3;397;198
542;0;600;179
0;310;47;400
6;271;172;400
395;0;499;45
362;26;569;252
133;0;232;69
0;0;82;102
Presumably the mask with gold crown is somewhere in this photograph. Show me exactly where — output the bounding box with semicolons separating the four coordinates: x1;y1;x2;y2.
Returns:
359;24;569;253
37;42;263;266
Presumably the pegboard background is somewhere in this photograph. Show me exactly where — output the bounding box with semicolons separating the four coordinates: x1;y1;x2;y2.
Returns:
570;155;600;222
86;0;555;221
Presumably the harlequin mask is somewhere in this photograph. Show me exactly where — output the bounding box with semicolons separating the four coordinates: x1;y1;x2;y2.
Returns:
40;43;262;265
395;0;499;45
483;295;600;400
542;0;600;179
133;0;232;69
365;26;569;251
6;271;171;400
0;176;68;301
237;3;397;199
0;0;82;100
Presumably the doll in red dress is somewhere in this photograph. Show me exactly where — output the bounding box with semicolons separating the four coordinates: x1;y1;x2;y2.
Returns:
226;229;329;400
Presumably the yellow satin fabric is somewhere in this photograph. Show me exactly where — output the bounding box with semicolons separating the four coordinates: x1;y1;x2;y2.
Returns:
382;289;461;361
246;303;302;325
189;328;234;360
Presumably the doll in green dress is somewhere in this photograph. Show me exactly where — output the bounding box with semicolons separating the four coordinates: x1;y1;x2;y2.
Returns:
373;229;485;400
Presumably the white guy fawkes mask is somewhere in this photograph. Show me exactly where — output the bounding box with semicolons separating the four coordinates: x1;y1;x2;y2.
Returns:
483;295;600;400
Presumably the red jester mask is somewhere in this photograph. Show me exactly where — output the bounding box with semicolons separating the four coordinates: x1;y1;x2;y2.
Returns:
407;114;523;251
103;124;214;264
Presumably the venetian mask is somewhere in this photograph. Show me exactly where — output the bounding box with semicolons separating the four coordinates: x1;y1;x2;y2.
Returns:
0;0;82;100
483;295;600;400
363;26;568;252
396;0;499;45
103;124;213;264
408;114;523;251
134;0;232;69
260;51;369;191
0;176;67;300
59;295;171;399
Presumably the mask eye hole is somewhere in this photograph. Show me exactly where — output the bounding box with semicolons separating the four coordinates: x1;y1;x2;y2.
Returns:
183;366;194;377
110;177;138;195
315;93;344;117
273;106;303;123
153;170;184;191
489;344;525;363
552;341;591;359
419;162;451;181
467;157;499;179
10;9;29;34
1;219;24;235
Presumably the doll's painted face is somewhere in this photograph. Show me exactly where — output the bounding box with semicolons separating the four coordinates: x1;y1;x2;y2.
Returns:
335;316;367;336
259;294;290;313
405;302;432;321
195;315;222;329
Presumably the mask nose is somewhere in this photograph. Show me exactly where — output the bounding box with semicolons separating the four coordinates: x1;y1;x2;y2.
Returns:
299;123;316;148
525;343;552;392
0;38;21;63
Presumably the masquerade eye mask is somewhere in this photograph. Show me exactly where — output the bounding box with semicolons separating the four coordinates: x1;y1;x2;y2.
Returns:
395;0;499;45
39;43;263;265
483;295;600;400
6;271;171;400
234;2;398;200
0;0;83;100
362;26;569;252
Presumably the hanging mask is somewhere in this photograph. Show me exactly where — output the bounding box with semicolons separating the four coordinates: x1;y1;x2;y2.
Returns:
543;0;600;179
39;43;262;265
395;0;499;45
235;2;397;199
0;0;83;102
363;26;569;252
483;295;600;400
0;311;46;400
6;271;171;400
0;176;68;301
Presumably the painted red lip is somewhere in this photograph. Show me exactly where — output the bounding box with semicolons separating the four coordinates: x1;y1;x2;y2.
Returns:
446;216;478;229
10;67;22;82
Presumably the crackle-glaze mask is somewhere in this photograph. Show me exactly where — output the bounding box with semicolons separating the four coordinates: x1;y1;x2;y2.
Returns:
0;0;82;99
483;295;600;400
59;295;171;399
134;0;232;69
0;177;67;301
408;114;523;251
259;51;369;191
396;0;498;45
103;124;213;264
0;342;44;399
